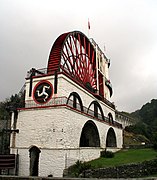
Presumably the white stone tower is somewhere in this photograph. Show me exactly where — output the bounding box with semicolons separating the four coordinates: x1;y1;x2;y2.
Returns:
10;31;123;177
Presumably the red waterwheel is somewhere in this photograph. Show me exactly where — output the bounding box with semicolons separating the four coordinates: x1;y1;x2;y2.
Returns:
47;31;97;92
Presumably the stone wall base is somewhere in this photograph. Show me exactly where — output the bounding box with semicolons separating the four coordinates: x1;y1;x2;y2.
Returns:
82;159;157;178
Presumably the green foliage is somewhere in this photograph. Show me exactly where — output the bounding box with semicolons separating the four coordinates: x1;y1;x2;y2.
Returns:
100;150;114;158
153;143;157;150
88;148;157;169
131;99;157;126
152;132;157;150
124;130;150;146
125;121;150;139
0;93;25;120
68;149;157;177
139;99;157;122
0;100;10;120
7;93;25;109
128;99;157;144
68;160;91;177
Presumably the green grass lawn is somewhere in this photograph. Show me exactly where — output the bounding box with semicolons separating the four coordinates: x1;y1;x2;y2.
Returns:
88;148;157;169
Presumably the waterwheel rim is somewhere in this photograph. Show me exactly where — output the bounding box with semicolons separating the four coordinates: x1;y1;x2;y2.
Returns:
47;31;97;92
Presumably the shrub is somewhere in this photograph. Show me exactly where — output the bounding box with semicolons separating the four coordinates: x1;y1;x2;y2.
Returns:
68;160;91;177
153;142;157;150
152;133;157;151
101;150;114;158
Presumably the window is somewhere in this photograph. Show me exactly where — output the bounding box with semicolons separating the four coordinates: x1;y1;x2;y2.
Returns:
67;92;84;112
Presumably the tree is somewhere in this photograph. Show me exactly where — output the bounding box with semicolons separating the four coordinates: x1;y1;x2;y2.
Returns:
0;93;25;120
129;99;157;144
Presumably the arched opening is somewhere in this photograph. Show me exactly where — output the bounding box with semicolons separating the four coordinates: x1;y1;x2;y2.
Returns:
87;101;104;120
106;128;117;147
80;120;100;147
67;92;84;112
29;146;41;176
108;113;114;124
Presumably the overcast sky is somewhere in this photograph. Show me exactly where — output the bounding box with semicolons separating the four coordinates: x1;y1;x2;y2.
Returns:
0;0;157;112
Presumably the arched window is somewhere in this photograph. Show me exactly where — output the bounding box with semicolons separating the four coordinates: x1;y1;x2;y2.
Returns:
87;101;104;120
106;128;117;147
29;146;41;176
67;92;84;112
80;120;100;147
108;113;114;124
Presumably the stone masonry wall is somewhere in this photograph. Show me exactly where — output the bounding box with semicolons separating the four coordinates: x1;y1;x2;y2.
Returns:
13;73;123;177
11;106;122;177
83;159;157;178
0;176;157;180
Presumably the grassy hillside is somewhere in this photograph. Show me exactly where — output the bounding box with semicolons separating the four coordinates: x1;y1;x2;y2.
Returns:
67;148;157;177
88;148;157;169
125;99;157;145
123;130;150;146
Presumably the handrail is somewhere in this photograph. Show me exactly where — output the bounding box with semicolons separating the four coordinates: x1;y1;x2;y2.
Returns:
23;97;122;129
26;67;115;109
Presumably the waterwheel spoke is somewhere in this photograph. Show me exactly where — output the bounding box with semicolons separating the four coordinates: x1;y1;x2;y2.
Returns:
48;31;97;91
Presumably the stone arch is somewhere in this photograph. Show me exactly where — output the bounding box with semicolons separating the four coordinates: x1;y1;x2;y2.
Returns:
79;120;100;147
106;127;117;147
67;92;84;112
88;100;104;120
108;112;114;124
29;146;41;176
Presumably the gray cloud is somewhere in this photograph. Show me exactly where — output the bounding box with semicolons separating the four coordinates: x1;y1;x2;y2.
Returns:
0;0;157;112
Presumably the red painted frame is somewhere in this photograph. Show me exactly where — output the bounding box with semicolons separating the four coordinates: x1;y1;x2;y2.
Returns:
33;80;53;104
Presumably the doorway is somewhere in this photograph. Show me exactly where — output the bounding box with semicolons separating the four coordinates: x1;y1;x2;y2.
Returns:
29;146;41;176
